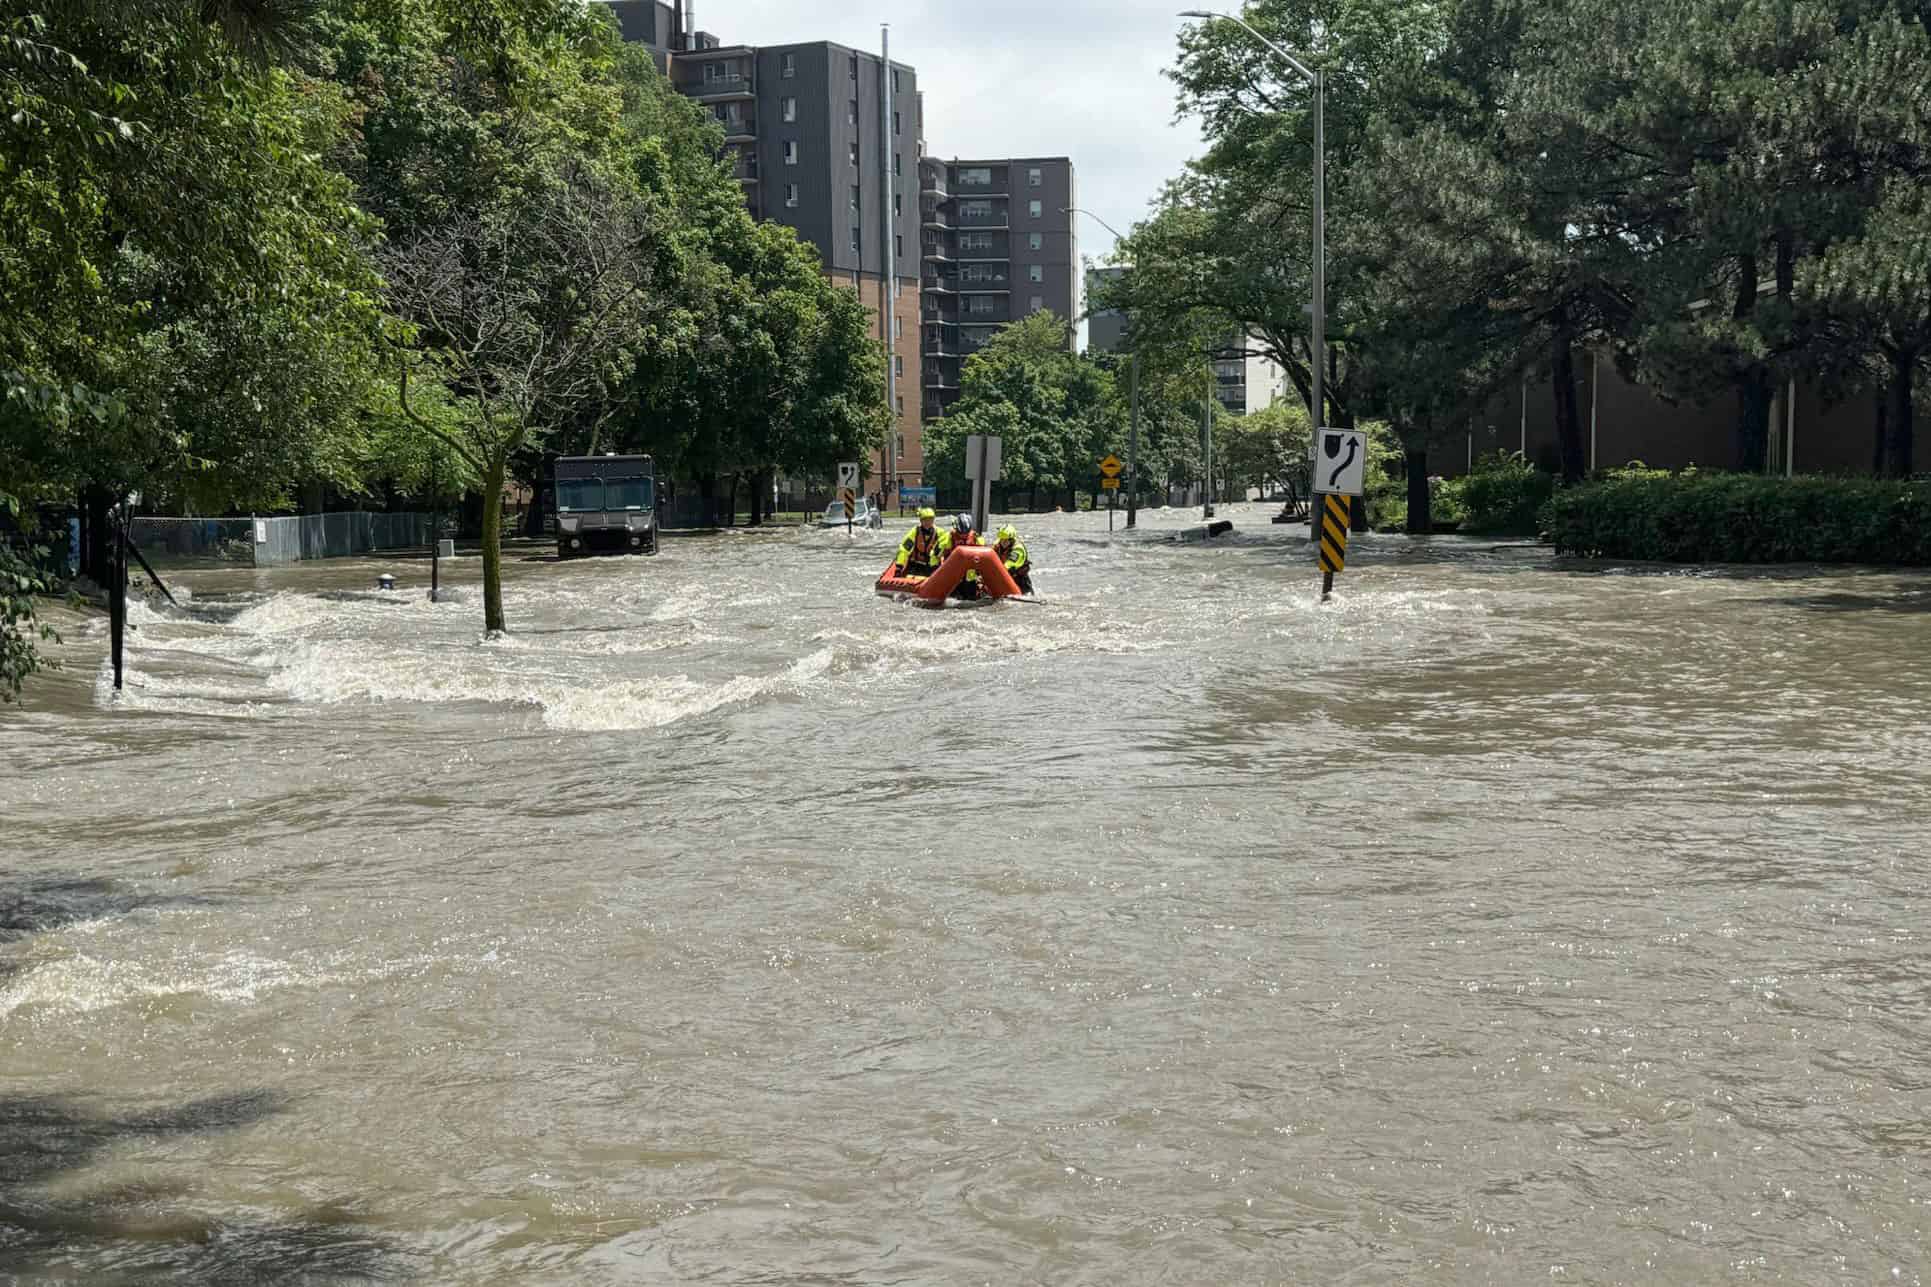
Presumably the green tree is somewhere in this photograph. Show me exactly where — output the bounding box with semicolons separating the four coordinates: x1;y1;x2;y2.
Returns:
388;169;672;634
1;3;385;521
624;213;888;522
926;312;1116;512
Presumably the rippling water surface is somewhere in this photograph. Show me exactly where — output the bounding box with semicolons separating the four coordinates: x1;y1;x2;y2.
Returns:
4;503;1930;1284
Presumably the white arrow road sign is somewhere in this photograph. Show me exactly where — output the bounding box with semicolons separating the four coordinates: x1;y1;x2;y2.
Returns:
1316;430;1368;496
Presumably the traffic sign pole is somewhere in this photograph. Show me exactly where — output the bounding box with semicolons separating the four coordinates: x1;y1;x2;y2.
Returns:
1317;493;1350;601
1097;455;1124;535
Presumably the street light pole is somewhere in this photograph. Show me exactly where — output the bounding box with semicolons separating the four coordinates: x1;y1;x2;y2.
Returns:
1203;358;1215;518
1181;10;1325;509
1064;205;1141;528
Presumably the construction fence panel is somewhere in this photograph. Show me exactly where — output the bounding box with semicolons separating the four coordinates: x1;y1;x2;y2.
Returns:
132;512;430;567
128;518;256;566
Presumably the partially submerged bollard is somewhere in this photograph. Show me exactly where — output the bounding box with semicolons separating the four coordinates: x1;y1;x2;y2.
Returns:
377;574;397;592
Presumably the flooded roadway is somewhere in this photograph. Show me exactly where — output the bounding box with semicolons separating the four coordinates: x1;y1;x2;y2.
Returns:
4;503;1930;1284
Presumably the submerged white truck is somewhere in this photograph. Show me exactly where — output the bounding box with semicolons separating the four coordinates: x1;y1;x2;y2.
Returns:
554;454;658;559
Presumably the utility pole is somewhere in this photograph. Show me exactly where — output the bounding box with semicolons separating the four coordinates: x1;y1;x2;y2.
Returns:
1203;359;1215;519
1127;351;1141;528
1182;12;1326;533
1064;206;1142;527
878;25;897;509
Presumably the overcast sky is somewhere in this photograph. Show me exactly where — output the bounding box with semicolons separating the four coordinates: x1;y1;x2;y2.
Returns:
685;0;1209;263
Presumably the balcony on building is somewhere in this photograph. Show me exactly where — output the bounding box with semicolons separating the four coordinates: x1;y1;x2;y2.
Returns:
919;163;948;197
957;267;1009;289
680;49;757;100
954;210;1008;230
949;164;1009;198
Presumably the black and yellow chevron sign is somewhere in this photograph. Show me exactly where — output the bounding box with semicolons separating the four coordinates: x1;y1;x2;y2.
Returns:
1318;494;1351;574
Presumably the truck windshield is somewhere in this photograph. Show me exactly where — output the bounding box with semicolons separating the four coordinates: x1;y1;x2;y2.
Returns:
556;479;602;512
605;477;653;510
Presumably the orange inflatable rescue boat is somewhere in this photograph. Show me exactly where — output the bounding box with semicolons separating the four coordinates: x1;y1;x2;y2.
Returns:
876;544;1024;602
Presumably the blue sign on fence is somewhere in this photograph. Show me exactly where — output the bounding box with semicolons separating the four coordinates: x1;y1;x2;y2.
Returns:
900;485;937;507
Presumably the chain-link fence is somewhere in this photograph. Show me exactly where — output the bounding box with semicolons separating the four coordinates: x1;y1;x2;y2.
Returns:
131;513;432;568
128;518;258;566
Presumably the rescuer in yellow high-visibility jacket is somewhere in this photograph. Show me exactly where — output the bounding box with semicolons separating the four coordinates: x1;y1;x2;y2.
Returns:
992;525;1033;595
892;508;943;577
937;513;983;599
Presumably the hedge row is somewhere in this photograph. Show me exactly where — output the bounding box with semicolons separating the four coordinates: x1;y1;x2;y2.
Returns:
1542;471;1931;564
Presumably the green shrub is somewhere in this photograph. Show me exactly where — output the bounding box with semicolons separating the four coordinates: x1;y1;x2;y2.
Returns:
1542;472;1931;564
1458;451;1555;536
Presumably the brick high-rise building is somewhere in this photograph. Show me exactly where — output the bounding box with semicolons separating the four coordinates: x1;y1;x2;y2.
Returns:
918;157;1078;422
604;2;923;496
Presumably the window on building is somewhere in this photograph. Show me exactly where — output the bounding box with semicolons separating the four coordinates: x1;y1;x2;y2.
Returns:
781;96;796;122
894;111;901;135
850;53;859;80
893;153;903;177
850;184;861;212
895;355;904;377
782;52;795;78
892;70;902;94
850;141;860;166
851;226;861;251
785;184;799;208
705;61;727;82
897;433;906;456
848;98;858;124
1029;233;1043;251
959;167;992;186
894;316;903;339
1029;200;1042;218
896;394;904;415
1028;167;1043;187
893;192;901;215
1029;264;1043;283
1029;295;1044;313
895;234;903;259
967;297;997;316
784;140;799;165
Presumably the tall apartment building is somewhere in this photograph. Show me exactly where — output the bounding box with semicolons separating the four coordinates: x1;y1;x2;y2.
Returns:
603;1;923;495
918;157;1077;421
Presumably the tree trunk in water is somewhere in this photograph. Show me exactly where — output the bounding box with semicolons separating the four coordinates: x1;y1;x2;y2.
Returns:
699;474;716;528
1551;323;1586;485
480;455;508;635
1882;352;1917;478
748;471;766;526
1405;448;1431;535
1874;390;1888;475
1736;365;1774;474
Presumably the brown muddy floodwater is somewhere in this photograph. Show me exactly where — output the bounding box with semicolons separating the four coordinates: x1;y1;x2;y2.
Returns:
3;502;1930;1285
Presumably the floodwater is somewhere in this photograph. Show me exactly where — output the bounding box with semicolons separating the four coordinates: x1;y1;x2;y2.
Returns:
4;503;1930;1285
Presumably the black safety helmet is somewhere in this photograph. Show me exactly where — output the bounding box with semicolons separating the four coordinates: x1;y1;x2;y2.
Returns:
953;512;973;534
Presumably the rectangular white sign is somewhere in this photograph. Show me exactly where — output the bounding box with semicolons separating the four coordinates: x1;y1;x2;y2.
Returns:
837;461;860;490
1315;429;1368;496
